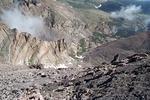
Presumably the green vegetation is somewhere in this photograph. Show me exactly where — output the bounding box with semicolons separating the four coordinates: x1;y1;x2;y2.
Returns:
77;32;108;55
92;32;106;44
28;57;34;65
0;37;10;57
0;0;11;6
77;38;87;55
57;0;103;9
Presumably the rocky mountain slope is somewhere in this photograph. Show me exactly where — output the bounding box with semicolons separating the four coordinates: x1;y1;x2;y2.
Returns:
59;0;150;37
0;0;89;66
0;0;116;66
0;23;71;66
0;0;149;100
84;32;150;65
0;52;149;100
70;53;150;100
57;0;115;35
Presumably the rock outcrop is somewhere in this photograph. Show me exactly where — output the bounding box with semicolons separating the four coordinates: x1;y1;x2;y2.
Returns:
0;23;71;66
0;0;96;59
69;53;150;100
0;52;149;100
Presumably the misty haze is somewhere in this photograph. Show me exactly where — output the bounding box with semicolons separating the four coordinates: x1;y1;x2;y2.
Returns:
1;8;45;35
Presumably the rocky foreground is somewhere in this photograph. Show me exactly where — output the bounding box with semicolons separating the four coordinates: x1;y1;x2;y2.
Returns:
0;52;149;100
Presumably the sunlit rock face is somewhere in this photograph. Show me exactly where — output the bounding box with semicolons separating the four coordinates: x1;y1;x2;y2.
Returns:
0;23;73;67
0;0;92;67
0;0;94;59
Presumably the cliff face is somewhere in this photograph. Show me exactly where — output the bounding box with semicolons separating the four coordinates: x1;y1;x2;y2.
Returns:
0;0;93;66
0;23;71;66
0;0;116;66
0;0;94;57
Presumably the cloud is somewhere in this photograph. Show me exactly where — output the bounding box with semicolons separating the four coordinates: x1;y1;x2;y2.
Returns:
136;0;150;1
111;5;142;21
144;18;150;31
0;8;46;37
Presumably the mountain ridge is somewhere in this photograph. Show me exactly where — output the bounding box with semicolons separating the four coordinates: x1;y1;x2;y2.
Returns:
84;32;150;65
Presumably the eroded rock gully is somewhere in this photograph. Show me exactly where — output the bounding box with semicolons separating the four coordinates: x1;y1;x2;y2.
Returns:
0;23;70;66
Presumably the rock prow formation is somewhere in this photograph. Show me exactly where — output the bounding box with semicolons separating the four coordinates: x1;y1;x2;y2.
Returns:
0;23;70;66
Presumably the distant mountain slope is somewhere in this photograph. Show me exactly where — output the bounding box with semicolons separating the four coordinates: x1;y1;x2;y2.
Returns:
57;0;150;38
99;0;150;14
57;0;107;9
57;0;115;35
84;32;150;65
